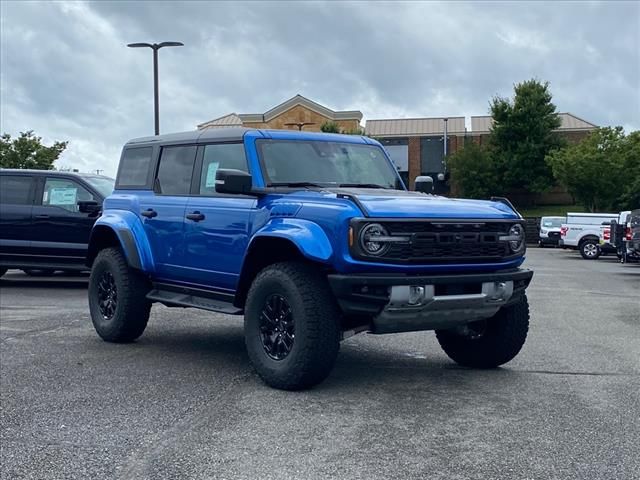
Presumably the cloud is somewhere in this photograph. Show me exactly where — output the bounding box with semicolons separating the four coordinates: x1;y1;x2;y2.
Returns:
1;0;638;176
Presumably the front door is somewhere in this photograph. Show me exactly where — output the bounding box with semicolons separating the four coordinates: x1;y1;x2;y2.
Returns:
30;176;100;262
182;143;256;291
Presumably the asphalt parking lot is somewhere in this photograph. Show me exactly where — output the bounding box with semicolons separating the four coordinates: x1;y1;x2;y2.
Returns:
1;249;639;480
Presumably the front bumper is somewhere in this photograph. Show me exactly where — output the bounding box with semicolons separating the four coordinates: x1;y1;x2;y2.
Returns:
328;268;533;334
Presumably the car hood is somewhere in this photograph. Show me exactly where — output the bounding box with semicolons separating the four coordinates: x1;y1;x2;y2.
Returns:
330;188;520;219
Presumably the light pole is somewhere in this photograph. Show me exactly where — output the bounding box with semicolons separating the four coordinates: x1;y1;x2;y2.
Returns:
127;41;184;135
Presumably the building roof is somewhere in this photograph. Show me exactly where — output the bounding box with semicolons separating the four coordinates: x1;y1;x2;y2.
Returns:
471;113;598;134
365;117;466;137
198;94;363;129
198;113;243;129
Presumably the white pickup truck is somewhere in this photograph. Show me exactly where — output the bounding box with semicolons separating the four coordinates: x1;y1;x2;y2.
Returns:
560;212;618;259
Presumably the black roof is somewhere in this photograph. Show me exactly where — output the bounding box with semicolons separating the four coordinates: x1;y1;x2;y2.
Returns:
126;127;253;147
0;169;113;180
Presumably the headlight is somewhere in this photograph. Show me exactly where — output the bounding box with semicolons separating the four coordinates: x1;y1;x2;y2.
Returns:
540;228;547;234
508;224;525;252
359;223;390;256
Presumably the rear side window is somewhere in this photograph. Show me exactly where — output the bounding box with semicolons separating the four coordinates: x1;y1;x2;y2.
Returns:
117;147;153;188
156;145;197;195
0;175;33;205
199;143;247;195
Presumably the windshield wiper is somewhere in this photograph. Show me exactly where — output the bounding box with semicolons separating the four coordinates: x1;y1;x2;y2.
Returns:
338;183;391;189
267;182;328;188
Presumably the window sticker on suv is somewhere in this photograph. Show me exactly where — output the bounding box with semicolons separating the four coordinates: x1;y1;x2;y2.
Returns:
205;162;219;188
49;188;78;206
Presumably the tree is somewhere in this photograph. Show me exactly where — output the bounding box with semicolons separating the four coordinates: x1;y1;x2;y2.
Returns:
545;127;630;212
320;121;365;135
320;121;341;133
619;130;640;209
0;131;68;170
490;79;565;193
448;141;502;199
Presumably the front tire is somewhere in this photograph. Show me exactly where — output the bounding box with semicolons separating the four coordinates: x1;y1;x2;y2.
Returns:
579;239;600;260
435;294;530;368
244;262;341;390
88;247;151;343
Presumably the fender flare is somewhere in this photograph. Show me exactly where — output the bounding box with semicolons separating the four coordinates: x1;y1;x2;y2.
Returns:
88;211;155;272
250;218;333;262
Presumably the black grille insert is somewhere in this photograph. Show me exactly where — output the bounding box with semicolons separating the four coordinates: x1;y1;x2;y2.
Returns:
352;219;521;264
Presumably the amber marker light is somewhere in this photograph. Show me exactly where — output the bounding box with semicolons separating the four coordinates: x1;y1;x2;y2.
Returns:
349;227;354;247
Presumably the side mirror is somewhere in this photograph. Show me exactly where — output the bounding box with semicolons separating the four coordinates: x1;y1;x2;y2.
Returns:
215;169;253;195
78;200;101;213
414;175;434;193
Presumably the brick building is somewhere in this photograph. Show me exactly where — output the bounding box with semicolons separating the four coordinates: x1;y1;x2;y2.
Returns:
199;96;597;197
198;94;362;133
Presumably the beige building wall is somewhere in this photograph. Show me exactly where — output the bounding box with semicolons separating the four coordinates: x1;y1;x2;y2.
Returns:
243;105;361;132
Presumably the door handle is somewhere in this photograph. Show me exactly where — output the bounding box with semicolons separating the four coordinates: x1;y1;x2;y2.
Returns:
35;214;50;219
140;209;158;218
186;212;205;222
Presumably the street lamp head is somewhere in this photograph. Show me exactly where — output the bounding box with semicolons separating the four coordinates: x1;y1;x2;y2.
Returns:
127;42;153;48
158;41;184;48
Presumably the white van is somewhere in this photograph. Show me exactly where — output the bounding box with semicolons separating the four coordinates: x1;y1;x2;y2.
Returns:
559;212;618;259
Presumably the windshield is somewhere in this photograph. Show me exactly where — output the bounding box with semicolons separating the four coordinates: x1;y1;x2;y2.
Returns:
257;140;402;189
84;176;115;198
542;217;564;228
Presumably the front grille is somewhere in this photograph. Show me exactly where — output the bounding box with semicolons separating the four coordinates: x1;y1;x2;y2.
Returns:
548;231;560;239
353;219;521;264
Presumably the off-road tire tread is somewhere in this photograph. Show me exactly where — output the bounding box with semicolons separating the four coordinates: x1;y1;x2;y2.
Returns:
435;294;529;368
245;262;341;390
89;247;151;343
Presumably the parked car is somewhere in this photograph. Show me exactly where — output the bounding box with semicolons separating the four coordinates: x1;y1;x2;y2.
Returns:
559;212;618;259
623;209;640;263
0;169;114;277
538;216;564;247
600;211;631;261
86;128;533;390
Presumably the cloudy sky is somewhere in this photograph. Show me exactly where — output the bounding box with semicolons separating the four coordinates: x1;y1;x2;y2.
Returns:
1;1;638;177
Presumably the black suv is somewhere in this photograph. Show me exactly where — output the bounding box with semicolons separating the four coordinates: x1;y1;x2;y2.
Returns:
0;169;114;276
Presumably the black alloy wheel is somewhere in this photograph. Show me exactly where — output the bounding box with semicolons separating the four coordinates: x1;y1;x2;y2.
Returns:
97;271;117;320
260;294;295;360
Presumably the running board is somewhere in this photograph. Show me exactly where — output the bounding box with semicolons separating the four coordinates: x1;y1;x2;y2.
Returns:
146;289;242;315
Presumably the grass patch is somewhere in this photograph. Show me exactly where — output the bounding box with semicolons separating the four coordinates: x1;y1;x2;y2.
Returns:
517;204;582;218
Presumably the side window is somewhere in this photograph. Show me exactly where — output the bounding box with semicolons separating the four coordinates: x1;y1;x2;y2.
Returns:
42;178;95;213
117;147;153;188
199;143;248;195
156;145;197;195
0;176;33;205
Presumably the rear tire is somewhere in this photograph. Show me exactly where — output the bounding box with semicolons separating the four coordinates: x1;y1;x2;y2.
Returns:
244;262;341;390
88;247;151;343
436;294;529;368
579;239;600;260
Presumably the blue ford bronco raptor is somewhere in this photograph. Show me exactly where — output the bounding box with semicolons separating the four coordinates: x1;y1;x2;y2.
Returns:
87;128;533;390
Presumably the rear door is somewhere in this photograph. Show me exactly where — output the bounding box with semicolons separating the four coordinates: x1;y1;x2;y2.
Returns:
137;144;197;282
0;174;36;259
30;176;102;262
182;143;256;291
